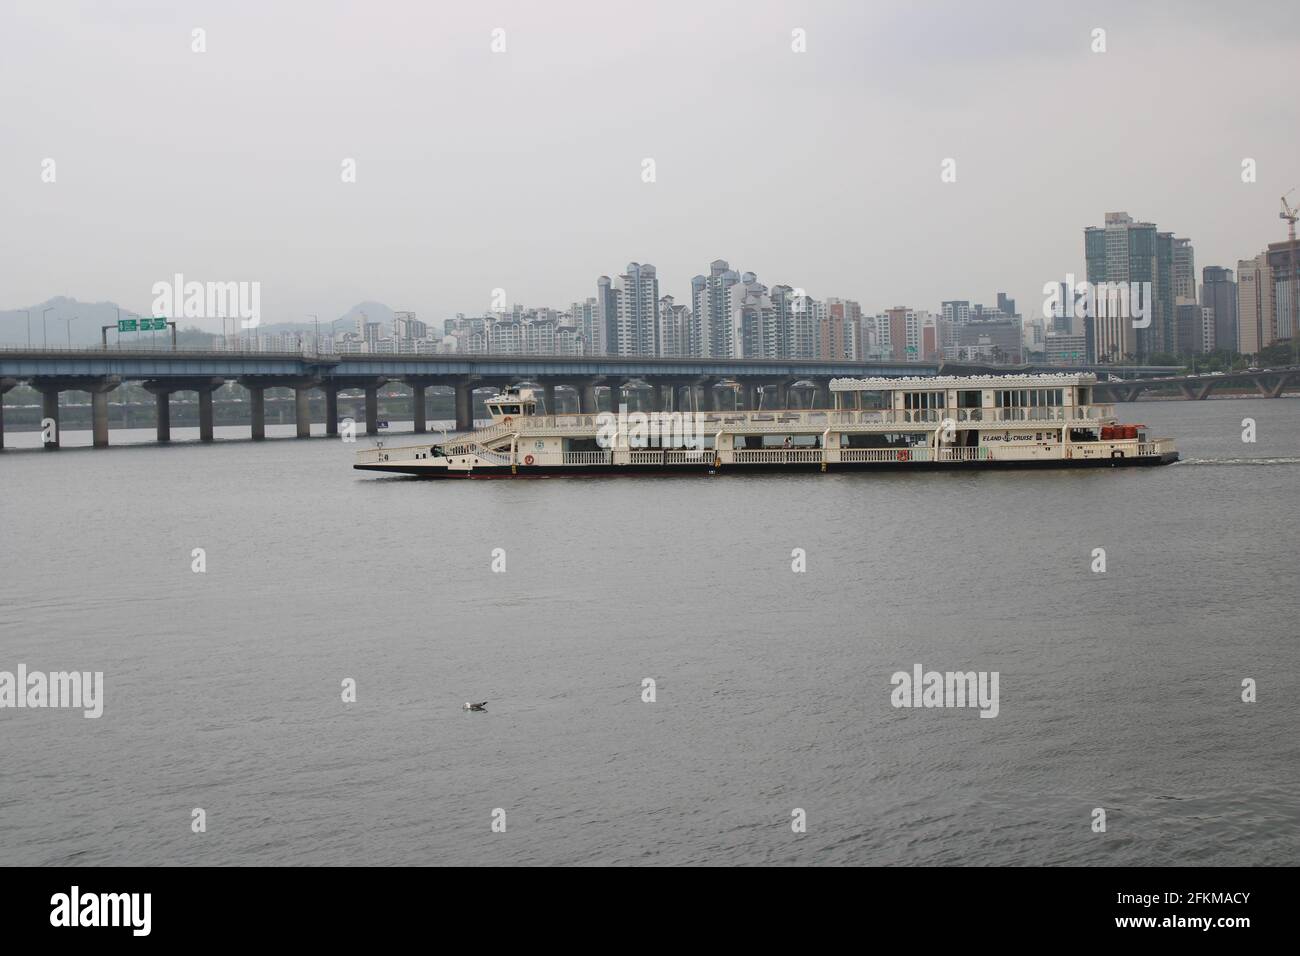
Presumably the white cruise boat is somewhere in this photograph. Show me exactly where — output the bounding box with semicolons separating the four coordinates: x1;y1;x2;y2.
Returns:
353;373;1178;478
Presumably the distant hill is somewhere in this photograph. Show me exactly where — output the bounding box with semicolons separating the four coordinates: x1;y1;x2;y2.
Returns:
0;297;401;346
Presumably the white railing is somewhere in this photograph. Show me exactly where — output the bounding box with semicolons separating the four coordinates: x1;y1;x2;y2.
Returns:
1138;439;1175;456
665;449;715;464
731;448;824;464
837;447;930;463
935;446;984;461
563;450;611;465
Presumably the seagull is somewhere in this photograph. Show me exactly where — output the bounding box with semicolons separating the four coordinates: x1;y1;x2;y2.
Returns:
463;701;487;711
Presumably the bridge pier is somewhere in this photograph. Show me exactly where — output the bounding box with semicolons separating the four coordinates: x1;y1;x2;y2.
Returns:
364;386;378;435
1256;374;1288;398
92;391;110;448
605;377;623;413
578;379;598;415
742;382;758;410
40;389;59;449
199;389;216;441
295;386;312;438
30;376;121;449
455;380;475;431
814;378;832;409
155;391;171;442
0;378;14;450
324;385;339;436
411;384;426;433
248;387;265;440
543;383;557;414
697;378;716;412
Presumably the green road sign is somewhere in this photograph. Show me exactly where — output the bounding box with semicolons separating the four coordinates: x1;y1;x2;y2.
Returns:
145;317;168;331
117;319;137;332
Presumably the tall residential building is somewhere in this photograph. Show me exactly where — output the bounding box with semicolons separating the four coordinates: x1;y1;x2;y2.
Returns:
769;285;798;358
1084;212;1181;361
596;275;617;355
658;295;690;358
613;262;659;356
1175;300;1213;354
1237;253;1274;355
789;289;817;359
957;317;1022;363
1173;238;1196;302
570;297;599;354
1266;238;1300;343
882;307;935;362
995;292;1017;318
1199;266;1236;355
941;300;972;326
819;298;861;360
690;259;741;358
1043;282;1076;335
730;278;779;358
392;311;427;340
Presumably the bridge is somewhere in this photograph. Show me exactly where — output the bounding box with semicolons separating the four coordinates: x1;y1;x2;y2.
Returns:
0;348;943;449
1091;367;1300;402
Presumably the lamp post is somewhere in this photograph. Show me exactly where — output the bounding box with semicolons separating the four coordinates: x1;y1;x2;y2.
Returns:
63;315;78;348
41;307;53;347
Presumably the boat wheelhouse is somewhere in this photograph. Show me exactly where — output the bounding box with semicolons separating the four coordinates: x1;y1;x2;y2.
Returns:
354;373;1178;477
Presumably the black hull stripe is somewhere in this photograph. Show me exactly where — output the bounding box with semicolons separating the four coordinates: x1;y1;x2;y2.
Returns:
355;453;1179;478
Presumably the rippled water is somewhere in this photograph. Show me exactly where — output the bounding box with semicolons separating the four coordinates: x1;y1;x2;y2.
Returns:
1;398;1297;865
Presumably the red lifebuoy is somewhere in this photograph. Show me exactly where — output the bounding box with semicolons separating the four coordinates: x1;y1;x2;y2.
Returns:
523;454;535;465
897;449;910;462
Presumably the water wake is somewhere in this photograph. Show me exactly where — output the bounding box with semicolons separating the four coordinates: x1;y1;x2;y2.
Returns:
1175;456;1300;466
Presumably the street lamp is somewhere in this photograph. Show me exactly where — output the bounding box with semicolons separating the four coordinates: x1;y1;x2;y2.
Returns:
41;307;53;347
63;315;78;348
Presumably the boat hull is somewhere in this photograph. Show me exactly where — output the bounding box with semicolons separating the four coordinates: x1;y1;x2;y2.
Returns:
355;452;1179;478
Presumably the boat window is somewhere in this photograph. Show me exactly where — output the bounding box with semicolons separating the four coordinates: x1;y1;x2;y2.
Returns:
903;391;945;410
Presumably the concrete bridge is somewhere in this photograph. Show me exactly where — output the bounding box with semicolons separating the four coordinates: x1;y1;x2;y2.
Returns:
0;348;942;449
1093;366;1300;402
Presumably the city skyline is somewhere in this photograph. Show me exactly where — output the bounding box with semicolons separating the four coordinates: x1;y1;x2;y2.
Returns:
3;1;1298;327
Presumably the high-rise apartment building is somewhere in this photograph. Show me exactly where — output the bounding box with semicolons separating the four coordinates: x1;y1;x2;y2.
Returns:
1084;212;1183;361
1236;253;1274;355
1199;266;1236;355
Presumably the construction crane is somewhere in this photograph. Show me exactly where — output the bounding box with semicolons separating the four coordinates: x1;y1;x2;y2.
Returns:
1283;191;1299;363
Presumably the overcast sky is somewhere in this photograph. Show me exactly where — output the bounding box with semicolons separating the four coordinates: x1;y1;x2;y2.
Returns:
2;0;1298;330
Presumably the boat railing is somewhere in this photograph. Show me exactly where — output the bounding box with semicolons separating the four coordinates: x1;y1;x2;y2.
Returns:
459;405;1118;441
732;448;825;464
562;450;611;465
1138;438;1175;456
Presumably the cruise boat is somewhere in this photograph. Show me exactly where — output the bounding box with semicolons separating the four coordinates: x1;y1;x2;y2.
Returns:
353;373;1178;477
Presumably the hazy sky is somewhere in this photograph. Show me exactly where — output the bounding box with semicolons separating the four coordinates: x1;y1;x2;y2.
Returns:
2;0;1298;330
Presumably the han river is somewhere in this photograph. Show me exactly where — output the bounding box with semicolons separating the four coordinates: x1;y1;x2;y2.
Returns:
1;398;1298;865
